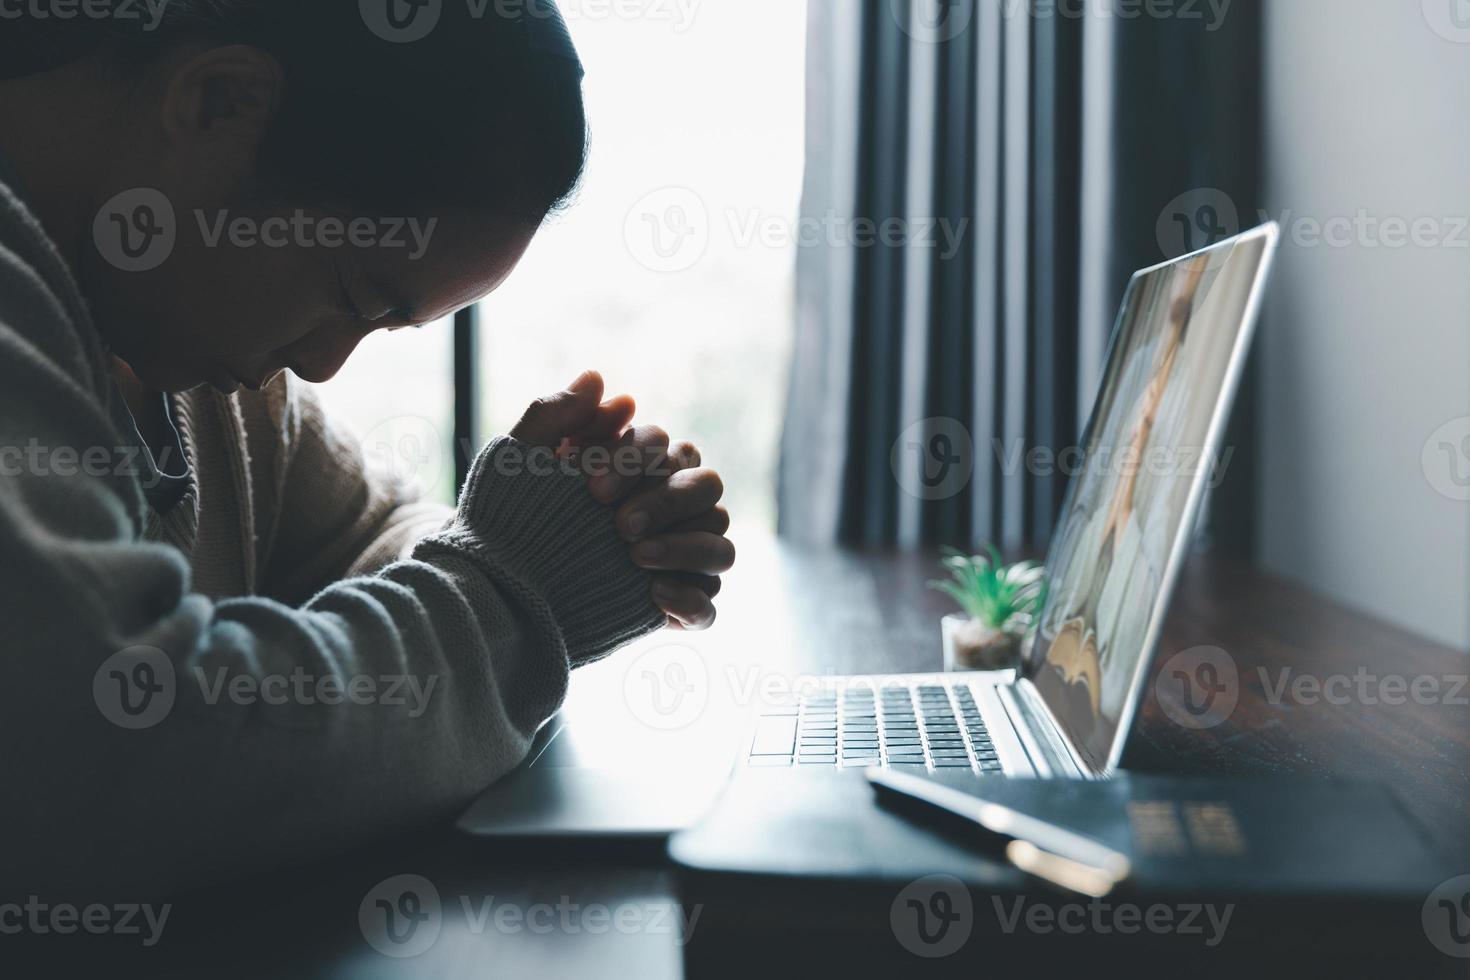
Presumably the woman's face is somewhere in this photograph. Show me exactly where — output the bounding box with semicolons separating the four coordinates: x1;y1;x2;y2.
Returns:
59;43;543;394
85;199;539;394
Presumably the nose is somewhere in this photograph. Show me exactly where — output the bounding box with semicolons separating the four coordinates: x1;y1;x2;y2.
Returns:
282;326;368;384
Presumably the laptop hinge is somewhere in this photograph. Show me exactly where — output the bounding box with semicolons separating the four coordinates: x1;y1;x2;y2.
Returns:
1010;680;1096;779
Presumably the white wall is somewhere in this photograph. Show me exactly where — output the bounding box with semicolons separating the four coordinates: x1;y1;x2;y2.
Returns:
1261;0;1470;650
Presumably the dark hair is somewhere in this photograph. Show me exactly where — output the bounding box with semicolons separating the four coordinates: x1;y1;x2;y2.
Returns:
1;1;590;221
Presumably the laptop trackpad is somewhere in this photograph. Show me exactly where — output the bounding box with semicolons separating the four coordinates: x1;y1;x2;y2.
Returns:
457;764;730;838
456;714;736;838
531;715;730;769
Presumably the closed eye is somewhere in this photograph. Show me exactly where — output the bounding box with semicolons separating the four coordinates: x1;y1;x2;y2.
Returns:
337;270;371;322
338;265;424;328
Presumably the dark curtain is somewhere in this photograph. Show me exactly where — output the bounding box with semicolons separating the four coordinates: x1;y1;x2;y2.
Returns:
778;0;1263;556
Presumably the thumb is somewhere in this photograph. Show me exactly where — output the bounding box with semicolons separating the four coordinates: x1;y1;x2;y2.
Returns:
511;370;606;448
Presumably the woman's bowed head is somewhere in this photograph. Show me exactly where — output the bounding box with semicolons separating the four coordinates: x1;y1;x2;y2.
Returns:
3;1;588;394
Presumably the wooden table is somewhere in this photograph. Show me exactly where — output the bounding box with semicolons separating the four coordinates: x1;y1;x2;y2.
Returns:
32;536;1470;977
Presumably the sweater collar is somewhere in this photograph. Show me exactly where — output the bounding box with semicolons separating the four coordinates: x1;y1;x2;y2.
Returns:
0;147;35;213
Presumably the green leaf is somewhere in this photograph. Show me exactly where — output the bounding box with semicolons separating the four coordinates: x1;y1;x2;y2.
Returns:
931;540;1046;631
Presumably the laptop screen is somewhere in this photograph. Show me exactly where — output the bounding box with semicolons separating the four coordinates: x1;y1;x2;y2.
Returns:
1027;226;1277;774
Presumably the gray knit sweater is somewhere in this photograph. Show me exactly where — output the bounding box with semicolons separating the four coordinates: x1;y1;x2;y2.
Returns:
0;180;666;902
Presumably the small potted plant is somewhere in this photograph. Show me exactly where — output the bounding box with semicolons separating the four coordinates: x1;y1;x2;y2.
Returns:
930;544;1046;672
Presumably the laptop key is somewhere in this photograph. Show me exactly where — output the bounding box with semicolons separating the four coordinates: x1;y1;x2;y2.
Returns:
747;756;793;767
750;716;798;756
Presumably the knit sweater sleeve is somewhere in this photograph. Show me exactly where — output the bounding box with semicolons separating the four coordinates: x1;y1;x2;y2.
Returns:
0;270;666;903
245;375;456;604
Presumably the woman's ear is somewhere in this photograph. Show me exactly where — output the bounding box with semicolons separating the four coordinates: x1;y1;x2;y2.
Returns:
158;45;284;175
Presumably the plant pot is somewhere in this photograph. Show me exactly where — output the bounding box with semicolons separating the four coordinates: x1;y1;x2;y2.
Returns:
942;614;1023;673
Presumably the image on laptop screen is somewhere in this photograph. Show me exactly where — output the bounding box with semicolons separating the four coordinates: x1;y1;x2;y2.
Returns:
1028;228;1275;773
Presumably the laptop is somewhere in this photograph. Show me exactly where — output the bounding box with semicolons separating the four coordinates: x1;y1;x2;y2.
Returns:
458;222;1280;836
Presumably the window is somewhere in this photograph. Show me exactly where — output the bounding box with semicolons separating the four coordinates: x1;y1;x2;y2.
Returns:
315;318;457;504
320;2;809;532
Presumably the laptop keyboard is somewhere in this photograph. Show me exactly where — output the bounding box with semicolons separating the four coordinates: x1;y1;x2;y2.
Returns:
745;684;1003;773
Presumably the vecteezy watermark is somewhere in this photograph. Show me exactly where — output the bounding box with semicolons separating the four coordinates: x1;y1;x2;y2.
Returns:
359;874;442;958
456;894;701;942
360;0;443;42
893;0;1233;45
992;896;1234;948
193;667;439;717
891;0;976;44
891;418;976;502
1267;209;1470;250
1424;874;1470;958
358;874;702;958
992;438;1235;489
888;421;1232;503
1157;187;1470;258
1423;416;1470;502
355;417;691;493
194;211;438;260
1153;646;1239;730
1008;0;1233;29
93;189;439;272
94;188;177;273
0;0;171;30
622;643;708;730
721;665;944;708
1158;652;1466;733
93;649;441;730
1423;0;1470;44
1258;667;1468;708
361;416;446;491
0;439;186;489
623;187;970;274
891;875;974;958
1157;187;1241;258
360;0;701;44
727;210;969;260
93;646;177;731
0;896;171;948
624;187;711;273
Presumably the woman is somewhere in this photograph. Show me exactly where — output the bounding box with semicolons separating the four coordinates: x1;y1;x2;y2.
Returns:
0;2;734;900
